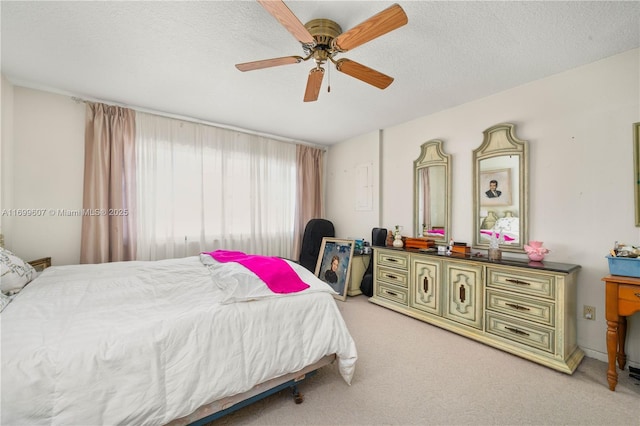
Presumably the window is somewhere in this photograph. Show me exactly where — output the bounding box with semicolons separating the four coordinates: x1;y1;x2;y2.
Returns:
135;113;296;260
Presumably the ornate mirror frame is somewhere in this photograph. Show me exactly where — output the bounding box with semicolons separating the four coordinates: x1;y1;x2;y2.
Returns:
414;139;451;245
473;123;528;253
634;122;640;226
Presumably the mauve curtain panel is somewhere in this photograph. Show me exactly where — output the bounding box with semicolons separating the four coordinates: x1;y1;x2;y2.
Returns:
80;103;137;264
293;145;324;261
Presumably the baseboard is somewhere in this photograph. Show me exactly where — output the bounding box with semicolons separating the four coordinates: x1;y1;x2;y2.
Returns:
581;347;640;370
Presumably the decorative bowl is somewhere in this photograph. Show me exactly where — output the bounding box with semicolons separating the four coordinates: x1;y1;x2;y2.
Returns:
524;241;549;261
527;253;545;262
527;240;544;249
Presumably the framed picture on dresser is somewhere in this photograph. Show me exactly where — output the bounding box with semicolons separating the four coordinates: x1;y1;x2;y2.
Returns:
314;238;355;301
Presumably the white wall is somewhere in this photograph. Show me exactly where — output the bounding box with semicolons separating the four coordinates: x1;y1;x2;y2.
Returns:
326;48;640;366
325;129;381;240
1;75;14;233
1;85;85;265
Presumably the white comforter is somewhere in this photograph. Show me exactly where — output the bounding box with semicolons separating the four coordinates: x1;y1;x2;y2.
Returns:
1;256;357;425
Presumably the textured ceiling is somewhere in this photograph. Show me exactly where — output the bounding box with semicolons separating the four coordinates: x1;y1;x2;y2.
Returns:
2;1;639;145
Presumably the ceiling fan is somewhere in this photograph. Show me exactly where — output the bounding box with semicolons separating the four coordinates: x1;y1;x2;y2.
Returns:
235;0;408;102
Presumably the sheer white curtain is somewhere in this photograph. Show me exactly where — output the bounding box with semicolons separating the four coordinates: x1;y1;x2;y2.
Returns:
135;112;296;261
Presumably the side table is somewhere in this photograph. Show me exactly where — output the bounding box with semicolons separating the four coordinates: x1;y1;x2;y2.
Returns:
28;257;52;272
348;254;371;296
602;274;640;391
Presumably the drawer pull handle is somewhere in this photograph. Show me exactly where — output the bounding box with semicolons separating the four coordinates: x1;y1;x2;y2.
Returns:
387;258;398;262
459;285;466;303
505;326;530;336
506;279;530;286
423;277;429;293
505;303;530;311
635;292;640;298
387;291;398;297
386;274;398;280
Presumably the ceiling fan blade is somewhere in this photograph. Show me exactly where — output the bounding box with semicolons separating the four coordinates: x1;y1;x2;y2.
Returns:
257;0;316;47
332;4;408;52
236;56;303;72
335;59;393;90
303;68;324;102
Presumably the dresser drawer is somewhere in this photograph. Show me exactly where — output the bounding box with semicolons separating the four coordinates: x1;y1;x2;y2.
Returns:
376;250;409;270
486;289;555;327
376;282;408;306
486;267;555;299
486;312;555;353
376;266;409;288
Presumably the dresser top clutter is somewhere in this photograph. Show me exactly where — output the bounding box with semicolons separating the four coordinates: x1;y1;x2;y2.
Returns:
383;246;580;274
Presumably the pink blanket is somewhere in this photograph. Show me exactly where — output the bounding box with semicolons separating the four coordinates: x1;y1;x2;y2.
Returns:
480;230;516;242
203;250;309;294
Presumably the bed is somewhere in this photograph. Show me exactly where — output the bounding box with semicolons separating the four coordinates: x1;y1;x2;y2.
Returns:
1;248;357;425
424;228;445;238
479;214;520;243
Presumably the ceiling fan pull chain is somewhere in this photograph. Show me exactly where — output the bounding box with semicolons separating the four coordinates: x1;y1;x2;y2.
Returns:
328;63;331;93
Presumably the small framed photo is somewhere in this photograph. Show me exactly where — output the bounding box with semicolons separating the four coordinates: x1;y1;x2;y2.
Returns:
480;168;512;206
314;238;355;301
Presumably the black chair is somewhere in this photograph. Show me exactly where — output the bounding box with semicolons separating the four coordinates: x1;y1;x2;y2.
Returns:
299;219;335;273
360;227;387;297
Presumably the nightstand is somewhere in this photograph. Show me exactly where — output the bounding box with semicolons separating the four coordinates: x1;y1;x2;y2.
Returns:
348;254;371;296
28;257;52;272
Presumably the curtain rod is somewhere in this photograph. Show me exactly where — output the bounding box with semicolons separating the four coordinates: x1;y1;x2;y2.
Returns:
70;96;328;151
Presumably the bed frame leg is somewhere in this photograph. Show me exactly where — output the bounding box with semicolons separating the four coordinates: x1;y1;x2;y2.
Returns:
290;385;304;404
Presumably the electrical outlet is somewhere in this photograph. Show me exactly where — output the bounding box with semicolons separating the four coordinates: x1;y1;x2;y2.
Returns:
583;305;596;320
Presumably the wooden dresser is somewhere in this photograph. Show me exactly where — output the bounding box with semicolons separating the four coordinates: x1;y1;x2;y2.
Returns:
371;247;583;374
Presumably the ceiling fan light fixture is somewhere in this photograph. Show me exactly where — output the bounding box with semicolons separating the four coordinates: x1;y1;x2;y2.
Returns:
302;19;342;56
237;0;408;101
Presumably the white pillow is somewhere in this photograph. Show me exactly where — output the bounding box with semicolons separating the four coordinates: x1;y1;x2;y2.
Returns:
495;217;519;232
0;247;37;295
0;292;13;313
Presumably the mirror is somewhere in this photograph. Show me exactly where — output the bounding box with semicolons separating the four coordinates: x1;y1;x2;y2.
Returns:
473;123;528;253
414;140;451;245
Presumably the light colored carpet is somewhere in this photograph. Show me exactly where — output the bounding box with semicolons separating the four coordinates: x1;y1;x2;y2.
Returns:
209;295;640;426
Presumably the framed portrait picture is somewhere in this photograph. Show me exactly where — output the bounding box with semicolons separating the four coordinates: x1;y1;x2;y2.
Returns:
314;238;355;301
480;168;512;206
